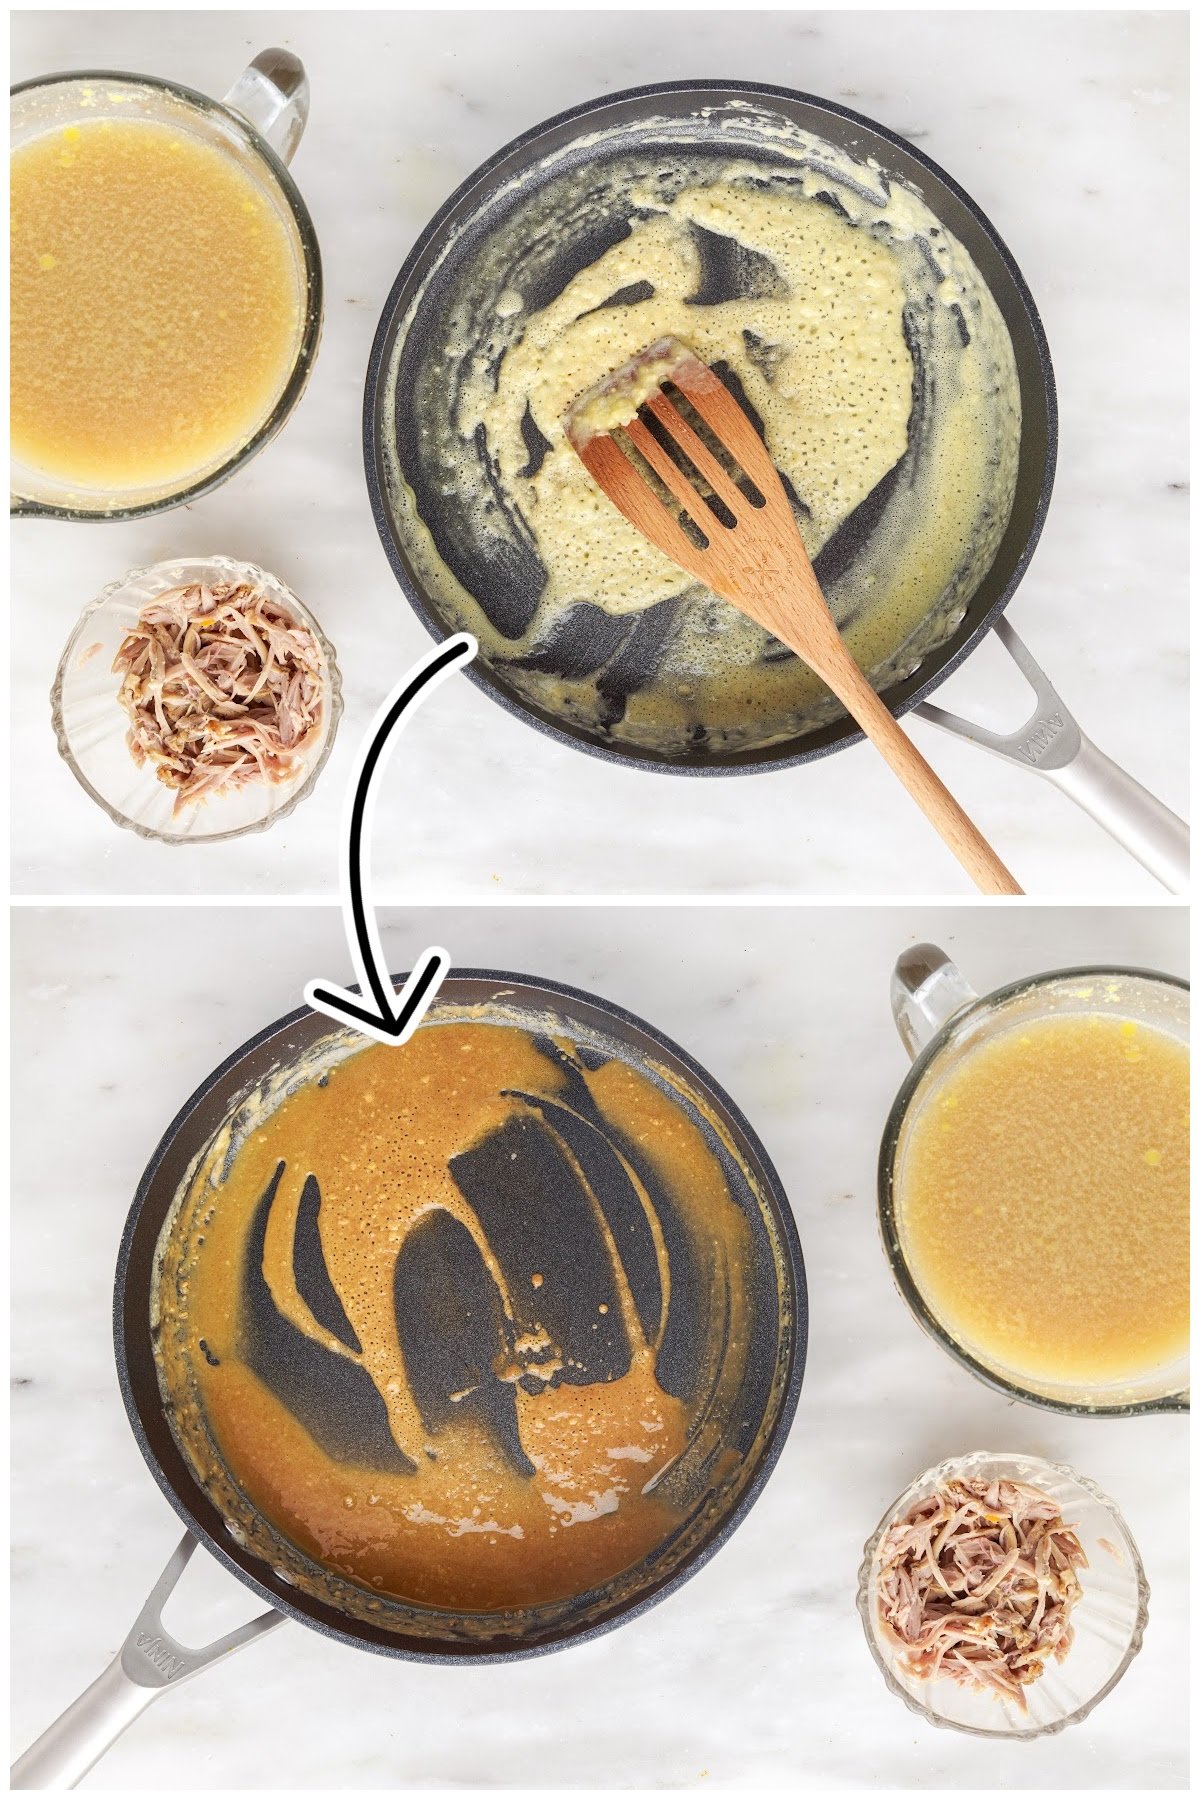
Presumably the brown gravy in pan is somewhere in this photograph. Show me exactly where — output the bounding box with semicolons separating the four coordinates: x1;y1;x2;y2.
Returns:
155;1022;760;1614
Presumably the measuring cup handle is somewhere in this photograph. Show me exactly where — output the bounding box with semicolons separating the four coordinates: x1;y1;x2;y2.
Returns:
223;48;311;165
10;1534;283;1790
890;945;978;1061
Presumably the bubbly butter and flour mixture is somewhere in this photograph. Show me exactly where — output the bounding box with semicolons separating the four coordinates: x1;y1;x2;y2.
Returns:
155;1020;774;1623
382;109;1022;757
464;184;915;615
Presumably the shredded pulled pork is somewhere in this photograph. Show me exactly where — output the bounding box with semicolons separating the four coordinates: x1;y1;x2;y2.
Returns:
113;581;324;812
876;1476;1087;1707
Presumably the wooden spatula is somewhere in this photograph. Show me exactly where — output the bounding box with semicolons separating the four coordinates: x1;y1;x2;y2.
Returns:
565;340;1021;895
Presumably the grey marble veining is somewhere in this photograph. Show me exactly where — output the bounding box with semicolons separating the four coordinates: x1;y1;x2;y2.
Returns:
10;904;1189;1789
9;10;1189;898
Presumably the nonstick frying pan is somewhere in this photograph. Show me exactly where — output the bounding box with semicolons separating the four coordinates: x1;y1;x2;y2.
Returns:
365;80;1187;889
13;972;806;1789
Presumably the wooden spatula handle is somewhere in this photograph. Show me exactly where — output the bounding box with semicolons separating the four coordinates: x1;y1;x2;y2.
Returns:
568;349;1022;892
821;659;1022;894
742;548;1021;892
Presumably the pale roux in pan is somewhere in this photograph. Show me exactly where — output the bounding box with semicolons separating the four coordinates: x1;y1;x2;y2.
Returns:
384;110;1022;754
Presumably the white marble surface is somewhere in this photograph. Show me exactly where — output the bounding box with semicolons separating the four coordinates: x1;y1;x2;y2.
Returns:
11;903;1189;1790
9;10;1189;898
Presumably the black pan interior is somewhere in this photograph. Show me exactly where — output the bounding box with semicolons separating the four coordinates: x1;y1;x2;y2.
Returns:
115;973;806;1662
365;80;1056;774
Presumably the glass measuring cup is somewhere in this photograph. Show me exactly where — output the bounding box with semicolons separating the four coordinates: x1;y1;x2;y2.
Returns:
10;50;322;519
878;944;1189;1416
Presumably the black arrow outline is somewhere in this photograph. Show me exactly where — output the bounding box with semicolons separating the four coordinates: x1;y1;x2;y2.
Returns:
305;632;477;1044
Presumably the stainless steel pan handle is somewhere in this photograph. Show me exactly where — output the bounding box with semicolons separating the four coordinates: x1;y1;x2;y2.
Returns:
915;617;1189;893
11;1535;283;1790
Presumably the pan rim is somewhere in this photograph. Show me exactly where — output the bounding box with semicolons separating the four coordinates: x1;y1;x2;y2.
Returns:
363;76;1058;776
114;967;808;1663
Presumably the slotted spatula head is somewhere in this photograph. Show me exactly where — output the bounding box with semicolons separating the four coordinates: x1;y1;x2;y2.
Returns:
563;338;1023;897
564;337;833;660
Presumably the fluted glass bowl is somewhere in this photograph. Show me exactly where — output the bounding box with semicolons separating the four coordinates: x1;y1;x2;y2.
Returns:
51;556;342;843
857;1451;1149;1739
